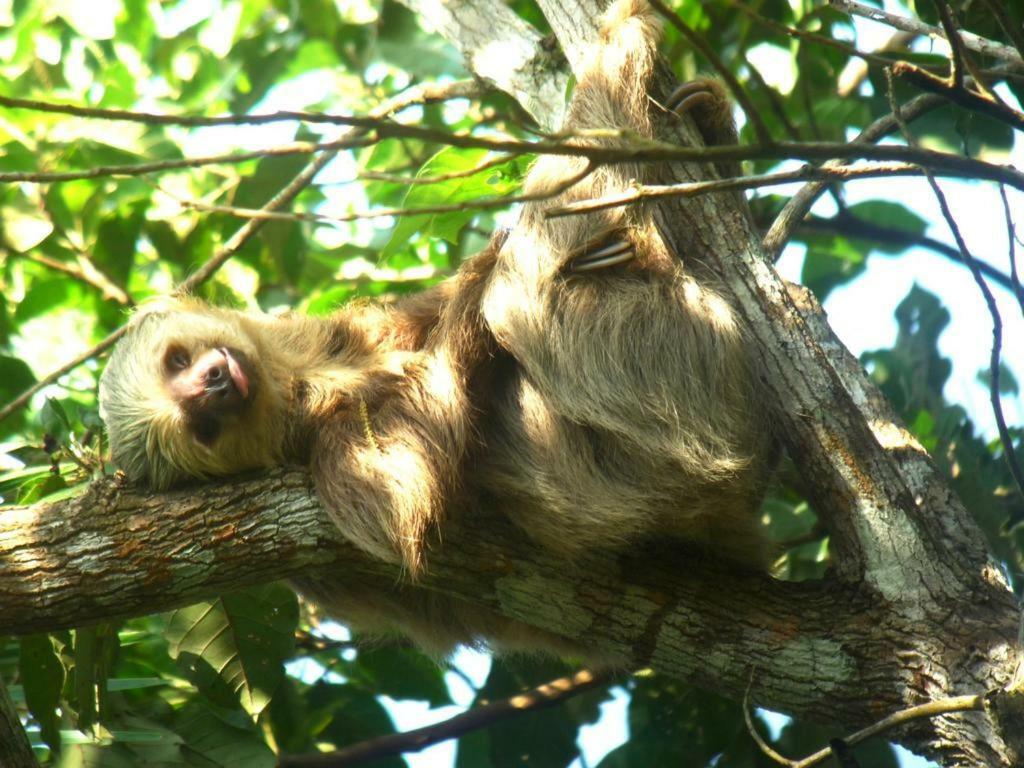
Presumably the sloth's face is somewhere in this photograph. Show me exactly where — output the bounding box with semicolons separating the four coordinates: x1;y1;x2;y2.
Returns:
159;341;258;447
99;301;282;490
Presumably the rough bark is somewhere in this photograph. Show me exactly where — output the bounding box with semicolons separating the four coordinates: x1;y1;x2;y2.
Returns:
1;0;1022;766
395;0;570;131
1;470;1018;765
0;673;36;768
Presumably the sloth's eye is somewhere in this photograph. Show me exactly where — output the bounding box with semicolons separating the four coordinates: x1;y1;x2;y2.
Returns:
165;347;190;372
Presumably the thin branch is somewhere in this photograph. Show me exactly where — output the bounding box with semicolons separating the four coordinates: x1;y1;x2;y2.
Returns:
278;669;612;767
0;136;376;185
790;695;983;768
829;0;1024;67
934;1;966;87
176;161;596;225
0;81;482;129
181;154;341;295
743;674;796;766
762;93;945;260
795;214;1019;294
724;0;928;70
648;0;773;145
892;60;1024;131
932;1;995;96
839;30;916;97
999;185;1024;316
358;153;517;185
885;68;1024;514
21;251;131;306
546;161;976;218
705;139;1024;197
745;666;984;768
0;328;127;425
6;127;1024;195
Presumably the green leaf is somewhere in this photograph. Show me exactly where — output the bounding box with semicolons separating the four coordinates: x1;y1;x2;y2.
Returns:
13;279;75;323
382;148;521;258
20;634;65;752
978;363;1020;396
0;357;36;438
456;657;580;768
173;701;277;767
598;675;747;768
351;646;452;707
307;680;403;765
4;202;53;251
15;473;68;505
41;397;73;436
165;584;298;715
847;200;927;237
800;235;866;300
73;627;99;732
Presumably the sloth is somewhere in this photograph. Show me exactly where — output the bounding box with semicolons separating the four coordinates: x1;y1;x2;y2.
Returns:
99;0;775;657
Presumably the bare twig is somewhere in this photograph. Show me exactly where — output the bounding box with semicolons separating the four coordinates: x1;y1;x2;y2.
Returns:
358;153;517;185
743;675;796;766
177;161;596;225
0;81;482;129
724;0;930;70
762;93;945;260
829;0;1024;67
0;329;127;425
745;675;983;768
839;30;916;97
6;130;1024;196
792;695;983;767
22;251;131;306
892;60;1024;131
278;669;612;767
547;161;975;217
0;136;375;184
999;185;1024;316
932;1;996;98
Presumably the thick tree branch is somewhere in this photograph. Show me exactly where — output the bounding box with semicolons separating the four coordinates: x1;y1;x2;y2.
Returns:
2;469;1017;750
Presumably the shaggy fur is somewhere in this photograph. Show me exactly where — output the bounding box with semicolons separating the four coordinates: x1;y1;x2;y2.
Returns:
99;0;774;658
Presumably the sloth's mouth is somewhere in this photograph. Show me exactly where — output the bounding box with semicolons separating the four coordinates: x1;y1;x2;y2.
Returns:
218;347;250;399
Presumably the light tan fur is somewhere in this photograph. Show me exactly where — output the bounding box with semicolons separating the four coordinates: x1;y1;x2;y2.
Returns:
99;0;774;659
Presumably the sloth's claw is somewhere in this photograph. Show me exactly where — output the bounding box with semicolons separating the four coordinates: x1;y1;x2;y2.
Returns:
566;240;634;272
667;81;716;116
